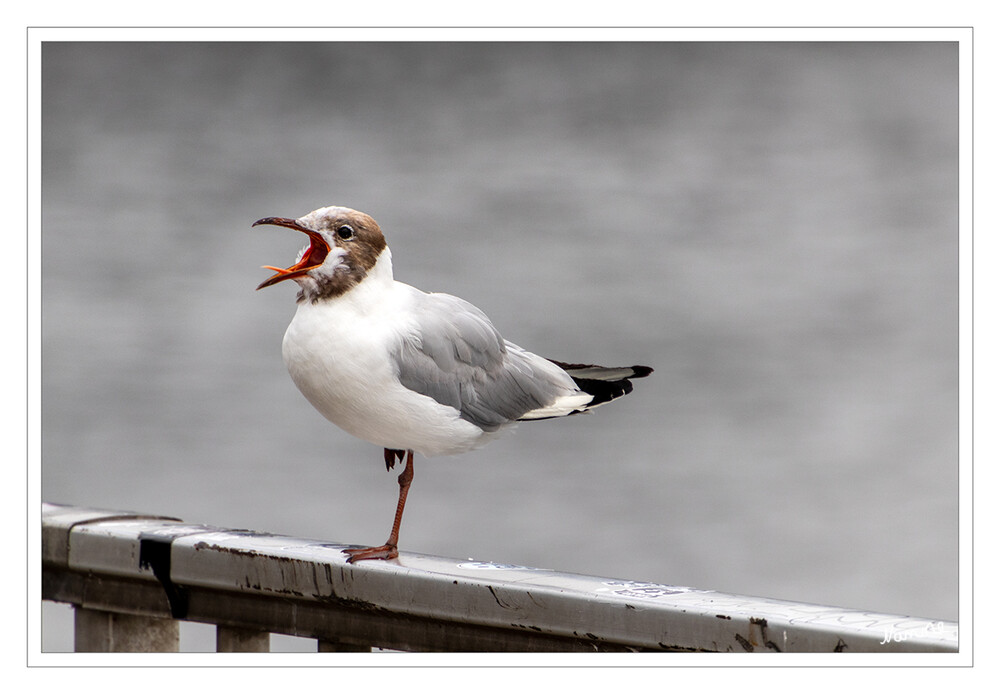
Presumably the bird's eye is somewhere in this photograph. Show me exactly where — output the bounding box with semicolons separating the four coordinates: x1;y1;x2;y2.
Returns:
336;224;355;240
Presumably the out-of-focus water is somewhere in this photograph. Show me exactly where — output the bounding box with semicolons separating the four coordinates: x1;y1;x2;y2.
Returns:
40;41;958;650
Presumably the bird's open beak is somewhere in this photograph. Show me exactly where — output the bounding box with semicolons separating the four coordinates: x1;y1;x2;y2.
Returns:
253;217;331;290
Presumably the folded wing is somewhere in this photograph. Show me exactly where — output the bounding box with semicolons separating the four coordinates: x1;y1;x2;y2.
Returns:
391;292;591;432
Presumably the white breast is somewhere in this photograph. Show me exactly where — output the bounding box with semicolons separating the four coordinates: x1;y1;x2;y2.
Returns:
280;253;492;456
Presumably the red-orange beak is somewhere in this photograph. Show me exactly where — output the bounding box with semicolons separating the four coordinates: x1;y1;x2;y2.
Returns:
253;217;331;290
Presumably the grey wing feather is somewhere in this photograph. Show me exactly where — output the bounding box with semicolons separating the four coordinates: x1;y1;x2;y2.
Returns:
392;292;582;431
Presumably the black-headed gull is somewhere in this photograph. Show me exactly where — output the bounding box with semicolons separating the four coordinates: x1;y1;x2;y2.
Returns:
255;206;652;563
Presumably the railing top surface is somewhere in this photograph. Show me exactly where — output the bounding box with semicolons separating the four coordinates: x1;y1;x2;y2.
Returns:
42;502;958;653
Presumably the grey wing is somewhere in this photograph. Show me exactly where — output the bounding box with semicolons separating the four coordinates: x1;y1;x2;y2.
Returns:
392;292;586;431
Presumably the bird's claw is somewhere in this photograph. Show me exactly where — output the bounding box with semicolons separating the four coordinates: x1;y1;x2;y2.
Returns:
384;448;406;471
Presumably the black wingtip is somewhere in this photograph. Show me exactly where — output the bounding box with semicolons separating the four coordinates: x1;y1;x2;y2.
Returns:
540;359;653;410
570;375;632;408
547;360;654;380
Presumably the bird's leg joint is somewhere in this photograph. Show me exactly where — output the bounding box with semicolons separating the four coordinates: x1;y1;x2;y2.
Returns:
397;450;414;488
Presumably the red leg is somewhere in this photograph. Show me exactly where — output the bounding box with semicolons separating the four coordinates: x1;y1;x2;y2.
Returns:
344;450;414;563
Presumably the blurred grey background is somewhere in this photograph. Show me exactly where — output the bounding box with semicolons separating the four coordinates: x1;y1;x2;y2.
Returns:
41;41;958;650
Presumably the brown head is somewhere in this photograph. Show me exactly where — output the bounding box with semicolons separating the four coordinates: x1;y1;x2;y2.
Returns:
253;206;388;302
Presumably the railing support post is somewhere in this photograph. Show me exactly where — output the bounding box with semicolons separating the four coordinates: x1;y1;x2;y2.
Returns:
74;606;179;652
216;625;270;652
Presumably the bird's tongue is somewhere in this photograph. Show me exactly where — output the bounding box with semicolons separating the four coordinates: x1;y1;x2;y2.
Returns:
257;242;325;289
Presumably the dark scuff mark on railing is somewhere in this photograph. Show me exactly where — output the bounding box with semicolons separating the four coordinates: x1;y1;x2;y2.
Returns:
488;585;516;609
748;616;782;652
139;533;189;619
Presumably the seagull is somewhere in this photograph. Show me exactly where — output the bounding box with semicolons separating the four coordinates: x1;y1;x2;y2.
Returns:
254;206;652;563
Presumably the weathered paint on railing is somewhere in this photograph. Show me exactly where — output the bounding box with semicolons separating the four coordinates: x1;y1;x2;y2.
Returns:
41;502;958;653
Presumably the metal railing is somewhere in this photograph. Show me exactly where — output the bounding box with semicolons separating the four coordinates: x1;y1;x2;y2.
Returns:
41;502;958;653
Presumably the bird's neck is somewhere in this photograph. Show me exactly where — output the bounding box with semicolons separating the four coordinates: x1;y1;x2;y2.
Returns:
367;247;394;285
298;247;395;306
